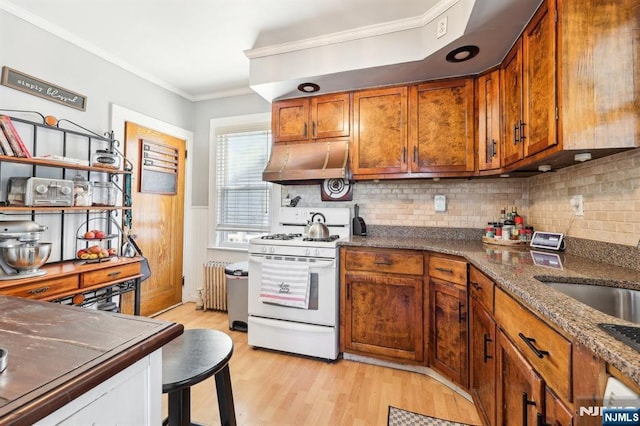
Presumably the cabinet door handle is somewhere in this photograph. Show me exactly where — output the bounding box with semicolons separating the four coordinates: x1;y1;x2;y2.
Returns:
458;302;466;322
519;120;526;141
513;123;520;144
470;281;482;291
522;392;537;426
413;146;417;163
491;139;497;158
303;123;307;138
518;332;549;358
107;271;122;278
402;147;407;163
373;259;392;266
312;121;316;138
27;286;50;295
435;267;453;274
483;333;493;362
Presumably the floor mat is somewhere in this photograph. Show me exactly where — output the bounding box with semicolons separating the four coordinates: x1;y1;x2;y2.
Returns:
387;406;472;426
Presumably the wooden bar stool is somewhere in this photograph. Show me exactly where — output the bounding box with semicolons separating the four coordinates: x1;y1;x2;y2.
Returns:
162;329;236;426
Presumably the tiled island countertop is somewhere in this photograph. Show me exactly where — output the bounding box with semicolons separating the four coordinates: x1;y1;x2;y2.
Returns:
341;236;640;387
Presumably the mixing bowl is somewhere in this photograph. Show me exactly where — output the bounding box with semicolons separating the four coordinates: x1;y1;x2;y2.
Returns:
0;243;52;273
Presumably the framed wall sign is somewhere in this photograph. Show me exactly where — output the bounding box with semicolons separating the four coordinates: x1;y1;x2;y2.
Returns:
1;66;87;111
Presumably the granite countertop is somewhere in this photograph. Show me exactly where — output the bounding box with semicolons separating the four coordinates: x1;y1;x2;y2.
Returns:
0;296;183;425
341;235;640;386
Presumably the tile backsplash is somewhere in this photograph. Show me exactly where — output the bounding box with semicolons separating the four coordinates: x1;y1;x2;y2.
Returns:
284;149;640;247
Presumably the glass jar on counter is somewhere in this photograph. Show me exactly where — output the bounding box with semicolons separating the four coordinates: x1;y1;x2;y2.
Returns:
91;149;121;170
91;181;117;206
72;174;92;207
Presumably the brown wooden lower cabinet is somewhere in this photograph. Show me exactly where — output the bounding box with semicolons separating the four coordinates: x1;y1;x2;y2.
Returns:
496;329;544;426
470;297;496;425
430;277;468;387
340;247;426;364
342;272;425;362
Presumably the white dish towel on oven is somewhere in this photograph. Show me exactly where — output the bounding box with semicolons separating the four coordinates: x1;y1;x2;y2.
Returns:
260;260;310;309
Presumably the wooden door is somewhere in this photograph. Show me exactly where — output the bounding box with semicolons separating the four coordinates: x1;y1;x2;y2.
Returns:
343;272;424;362
470;297;496;426
430;278;468;387
477;70;501;171
310;93;350;139
352;86;408;175
523;0;557;157
272;98;310;143
501;39;524;167
496;330;543;426
409;79;475;174
120;122;185;316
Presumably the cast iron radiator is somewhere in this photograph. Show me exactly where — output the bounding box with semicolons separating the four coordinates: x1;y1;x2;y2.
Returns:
203;261;230;311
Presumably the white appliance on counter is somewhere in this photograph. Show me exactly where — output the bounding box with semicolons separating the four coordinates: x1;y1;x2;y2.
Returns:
247;207;350;360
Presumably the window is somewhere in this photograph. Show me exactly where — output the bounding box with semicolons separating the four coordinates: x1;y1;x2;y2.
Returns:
214;117;272;248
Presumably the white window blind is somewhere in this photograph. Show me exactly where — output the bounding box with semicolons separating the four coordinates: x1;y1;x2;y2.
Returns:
215;123;272;247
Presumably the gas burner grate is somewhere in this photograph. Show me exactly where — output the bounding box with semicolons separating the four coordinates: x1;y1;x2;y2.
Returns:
261;233;302;240
303;235;340;242
599;323;640;352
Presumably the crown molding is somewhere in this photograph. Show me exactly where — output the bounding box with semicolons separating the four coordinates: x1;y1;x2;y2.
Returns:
244;0;459;59
0;0;195;100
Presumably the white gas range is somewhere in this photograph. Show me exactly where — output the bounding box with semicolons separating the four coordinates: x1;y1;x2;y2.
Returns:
247;207;350;360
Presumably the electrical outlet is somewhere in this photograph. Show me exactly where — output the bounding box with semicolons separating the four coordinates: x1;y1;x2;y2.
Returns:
570;195;584;216
434;195;446;212
436;17;448;38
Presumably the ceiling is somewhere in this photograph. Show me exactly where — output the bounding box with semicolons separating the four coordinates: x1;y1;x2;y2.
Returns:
1;0;542;102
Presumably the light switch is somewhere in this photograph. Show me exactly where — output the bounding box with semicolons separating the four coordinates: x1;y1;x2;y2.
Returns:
434;195;446;212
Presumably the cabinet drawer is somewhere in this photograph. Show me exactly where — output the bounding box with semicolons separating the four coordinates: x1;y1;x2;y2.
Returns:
469;266;495;312
81;263;141;288
429;256;467;285
495;288;572;401
2;275;79;299
344;248;423;275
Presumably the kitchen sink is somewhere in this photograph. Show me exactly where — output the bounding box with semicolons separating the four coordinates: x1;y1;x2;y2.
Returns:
537;279;640;324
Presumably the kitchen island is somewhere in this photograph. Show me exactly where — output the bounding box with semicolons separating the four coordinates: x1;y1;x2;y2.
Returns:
0;295;183;425
341;236;640;385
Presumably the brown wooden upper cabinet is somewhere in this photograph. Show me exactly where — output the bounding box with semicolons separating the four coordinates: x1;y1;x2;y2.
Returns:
352;86;408;175
501;0;557;168
477;70;501;171
409;79;475;175
271;93;351;143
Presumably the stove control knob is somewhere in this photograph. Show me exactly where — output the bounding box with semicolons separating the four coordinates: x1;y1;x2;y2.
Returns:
315;248;321;256
304;248;311;256
261;247;267;254
269;247;275;254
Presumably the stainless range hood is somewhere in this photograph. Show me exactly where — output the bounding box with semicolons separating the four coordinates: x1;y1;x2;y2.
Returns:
262;140;349;184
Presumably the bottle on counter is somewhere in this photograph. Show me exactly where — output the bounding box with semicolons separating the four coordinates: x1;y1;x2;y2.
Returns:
498;208;506;226
512;206;521;222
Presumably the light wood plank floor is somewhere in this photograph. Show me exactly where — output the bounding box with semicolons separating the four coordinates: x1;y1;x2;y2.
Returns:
155;303;481;426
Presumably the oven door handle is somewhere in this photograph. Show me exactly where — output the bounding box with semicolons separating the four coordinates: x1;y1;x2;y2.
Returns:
248;256;335;269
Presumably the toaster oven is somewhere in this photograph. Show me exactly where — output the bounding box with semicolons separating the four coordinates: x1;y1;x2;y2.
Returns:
7;177;74;206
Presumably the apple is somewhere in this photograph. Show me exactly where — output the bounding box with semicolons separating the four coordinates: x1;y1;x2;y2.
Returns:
80;253;91;260
77;249;87;257
94;230;106;239
83;231;95;239
98;249;109;258
108;248;117;256
89;245;102;254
